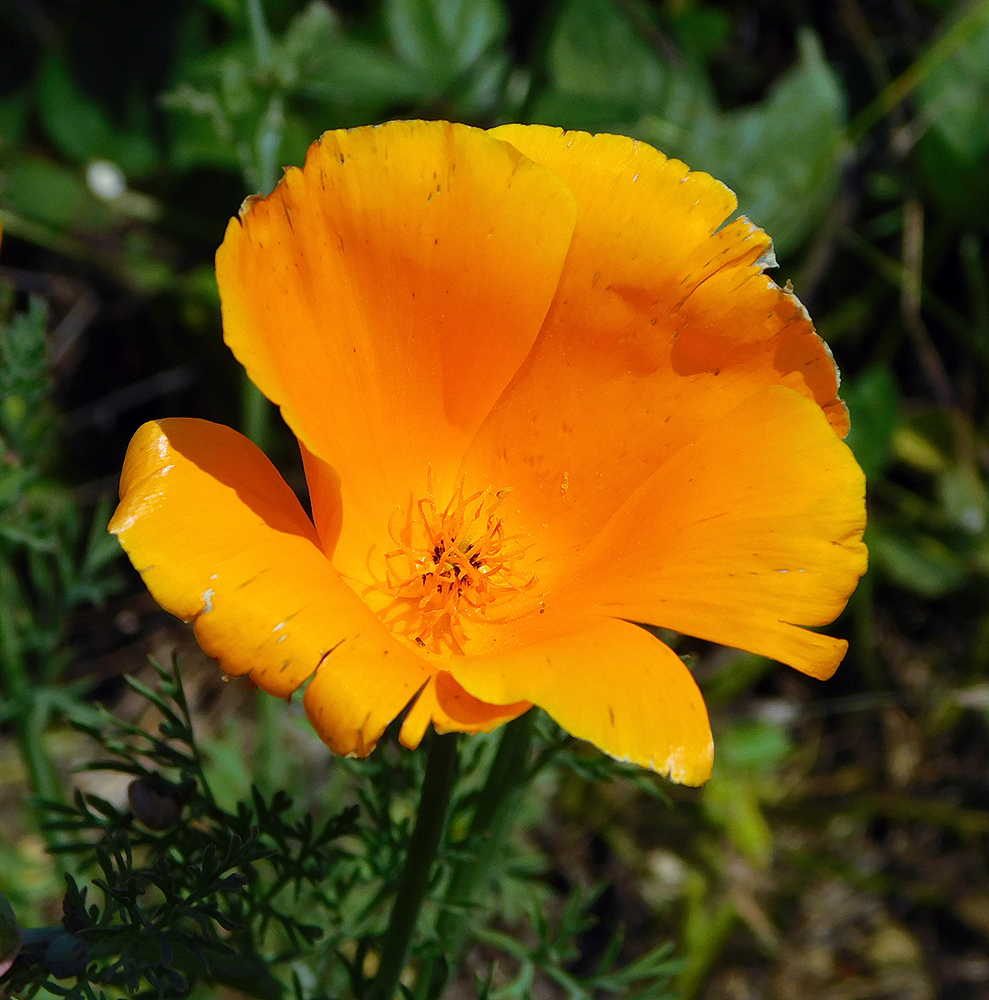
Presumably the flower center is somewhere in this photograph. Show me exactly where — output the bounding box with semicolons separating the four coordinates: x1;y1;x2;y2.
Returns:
370;474;537;654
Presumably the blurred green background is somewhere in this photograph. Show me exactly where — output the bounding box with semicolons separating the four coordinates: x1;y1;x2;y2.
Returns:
2;0;989;997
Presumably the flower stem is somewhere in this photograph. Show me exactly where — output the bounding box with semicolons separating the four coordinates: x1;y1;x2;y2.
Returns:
439;711;534;952
369;731;460;1000
413;712;535;999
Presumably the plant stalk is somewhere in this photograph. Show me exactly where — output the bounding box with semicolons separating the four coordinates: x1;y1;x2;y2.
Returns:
369;731;460;1000
414;712;536;999
437;711;535;954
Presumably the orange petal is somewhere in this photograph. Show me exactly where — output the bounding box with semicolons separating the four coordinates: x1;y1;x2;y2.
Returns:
397;670;531;749
450;616;713;784
216;120;578;580
299;441;343;557
109;418;430;756
562;385;868;680
464;126;847;576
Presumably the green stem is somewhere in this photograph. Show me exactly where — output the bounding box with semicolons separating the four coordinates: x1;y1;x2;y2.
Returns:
253;690;281;789
438;712;534;951
369;732;460;1000
245;0;273;68
851;564;883;691
413;712;535;1000
240;370;273;451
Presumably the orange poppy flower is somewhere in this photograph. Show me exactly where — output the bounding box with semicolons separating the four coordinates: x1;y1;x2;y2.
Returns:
110;121;867;785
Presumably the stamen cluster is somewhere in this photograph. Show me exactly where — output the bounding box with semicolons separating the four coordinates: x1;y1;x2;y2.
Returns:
373;475;535;653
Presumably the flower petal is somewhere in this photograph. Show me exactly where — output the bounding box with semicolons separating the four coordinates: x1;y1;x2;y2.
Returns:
397;671;531;749
464;126;848;575
561;385;868;680
216;120;578;578
109;418;430;755
450;617;713;784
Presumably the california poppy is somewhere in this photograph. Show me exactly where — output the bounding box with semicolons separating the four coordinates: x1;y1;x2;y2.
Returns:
110;121;867;785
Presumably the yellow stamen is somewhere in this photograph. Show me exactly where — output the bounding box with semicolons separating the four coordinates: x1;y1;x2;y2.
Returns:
369;473;537;653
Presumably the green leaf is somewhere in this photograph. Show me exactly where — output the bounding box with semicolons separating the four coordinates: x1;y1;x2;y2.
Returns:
162;42;272;178
36;54;158;175
915;4;989;218
671;4;732;60
703;775;774;866
843;366;900;480
0;293;54;464
526;89;636;133
384;0;508;87
294;38;433;107
36;54;114;163
701;721;790;866
278;0;343;86
0;890;21;978
530;0;714;137
917;128;989;222
545;0;668;107
447;46;512;118
534;9;845;256
868;525;969;597
197;0;244;23
162;79;243;173
2;155;110;230
937;464;988;537
0;91;28;153
644;29;847;257
916;5;989;165
715;719;792;772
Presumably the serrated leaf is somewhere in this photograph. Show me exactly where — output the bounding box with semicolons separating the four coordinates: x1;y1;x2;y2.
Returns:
0;291;55;465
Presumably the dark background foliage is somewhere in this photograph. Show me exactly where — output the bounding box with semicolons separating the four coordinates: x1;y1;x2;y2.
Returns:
2;0;989;998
